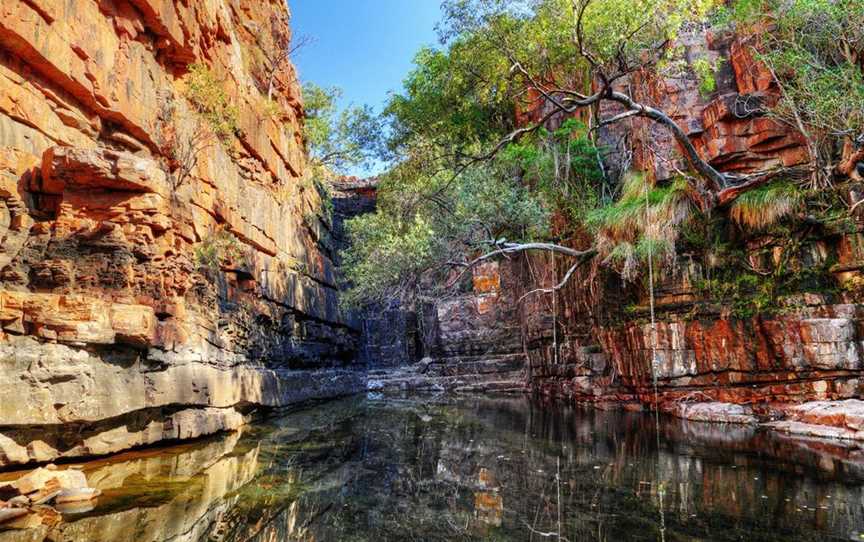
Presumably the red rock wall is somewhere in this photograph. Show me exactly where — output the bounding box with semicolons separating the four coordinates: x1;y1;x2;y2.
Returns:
0;0;363;467
597;28;810;184
515;25;864;416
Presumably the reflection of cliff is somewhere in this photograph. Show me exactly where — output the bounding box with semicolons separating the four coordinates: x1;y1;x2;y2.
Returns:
475;398;864;540
0;431;260;542
305;396;864;541
4;396;863;541
245;396;864;541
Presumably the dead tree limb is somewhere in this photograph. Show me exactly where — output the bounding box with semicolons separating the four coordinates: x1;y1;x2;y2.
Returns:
448;243;598;289
517;257;591;304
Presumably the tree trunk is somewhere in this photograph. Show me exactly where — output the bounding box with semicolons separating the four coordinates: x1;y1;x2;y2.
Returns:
838;139;864;180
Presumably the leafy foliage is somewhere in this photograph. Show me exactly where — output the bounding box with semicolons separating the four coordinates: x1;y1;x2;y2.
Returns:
440;0;720;79
338;0;863;309
502;119;606;228
692;58;719;96
762;2;864;133
303;82;382;173
342;158;549;307
184;63;239;142
385;42;513;158
195;230;247;274
696;254;838;319
340;0;726;306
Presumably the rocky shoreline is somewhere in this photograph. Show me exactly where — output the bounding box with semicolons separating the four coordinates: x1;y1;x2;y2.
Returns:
0;0;366;468
0;335;365;468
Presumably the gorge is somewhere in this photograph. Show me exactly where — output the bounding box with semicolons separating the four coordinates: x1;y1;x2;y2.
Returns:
1;0;864;540
0;0;363;468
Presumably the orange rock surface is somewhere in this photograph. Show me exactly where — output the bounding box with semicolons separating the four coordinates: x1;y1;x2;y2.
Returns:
0;0;362;466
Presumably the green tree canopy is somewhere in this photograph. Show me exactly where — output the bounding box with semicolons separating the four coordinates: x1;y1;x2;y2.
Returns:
303;82;382;173
340;0;864;309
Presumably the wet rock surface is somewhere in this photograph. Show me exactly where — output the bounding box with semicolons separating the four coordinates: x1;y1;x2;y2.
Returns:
0;464;100;531
0;429;258;541
367;353;526;393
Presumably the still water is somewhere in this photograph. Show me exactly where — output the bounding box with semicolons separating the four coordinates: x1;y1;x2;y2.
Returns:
3;394;864;541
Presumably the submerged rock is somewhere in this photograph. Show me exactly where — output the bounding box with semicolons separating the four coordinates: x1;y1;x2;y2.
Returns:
0;463;98;529
668;402;758;424
13;466;87;495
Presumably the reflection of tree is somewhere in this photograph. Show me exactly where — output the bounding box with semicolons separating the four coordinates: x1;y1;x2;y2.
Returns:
53;396;864;541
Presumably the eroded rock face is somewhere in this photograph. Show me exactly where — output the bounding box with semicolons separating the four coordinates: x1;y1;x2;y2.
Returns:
0;0;363;467
521;246;864;408
363;25;864;440
596;28;810;183
0;338;364;466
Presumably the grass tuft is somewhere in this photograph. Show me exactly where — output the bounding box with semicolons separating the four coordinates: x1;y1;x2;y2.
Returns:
586;173;694;281
729;181;801;230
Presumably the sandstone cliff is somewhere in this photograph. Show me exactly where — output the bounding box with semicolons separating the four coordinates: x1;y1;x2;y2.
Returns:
370;24;864;440
0;0;363;468
517;27;864;418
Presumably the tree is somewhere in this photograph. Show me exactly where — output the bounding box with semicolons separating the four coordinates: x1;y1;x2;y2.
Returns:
439;0;741;202
722;0;864;186
342;0;864;308
302;82;382;173
255;12;314;100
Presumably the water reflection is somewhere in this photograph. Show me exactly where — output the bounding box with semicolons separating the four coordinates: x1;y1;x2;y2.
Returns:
3;395;864;541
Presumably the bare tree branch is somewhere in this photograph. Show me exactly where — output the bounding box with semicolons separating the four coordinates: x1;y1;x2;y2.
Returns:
606;91;728;192
593;109;640;128
517;260;586;304
447;242;598;288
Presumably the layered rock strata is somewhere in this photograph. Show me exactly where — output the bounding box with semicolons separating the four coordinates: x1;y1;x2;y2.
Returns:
368;261;527;393
368;24;864;443
0;0;363;467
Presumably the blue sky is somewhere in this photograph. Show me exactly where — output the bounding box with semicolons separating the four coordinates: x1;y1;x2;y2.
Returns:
290;0;444;174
